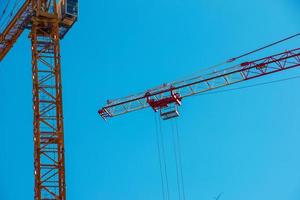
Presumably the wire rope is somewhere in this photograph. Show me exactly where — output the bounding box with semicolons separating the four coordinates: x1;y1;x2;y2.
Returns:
0;0;11;22
0;0;24;32
154;114;167;200
175;119;187;200
171;120;182;200
0;0;11;32
158;116;171;200
172;32;300;85
229;32;300;62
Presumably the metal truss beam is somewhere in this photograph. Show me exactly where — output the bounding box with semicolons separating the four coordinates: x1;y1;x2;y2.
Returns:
0;0;32;61
99;48;300;119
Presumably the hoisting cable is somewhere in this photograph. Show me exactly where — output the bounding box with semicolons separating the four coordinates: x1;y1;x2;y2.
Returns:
174;119;187;200
155;113;170;200
154;114;167;200
159;116;171;200
171;119;182;200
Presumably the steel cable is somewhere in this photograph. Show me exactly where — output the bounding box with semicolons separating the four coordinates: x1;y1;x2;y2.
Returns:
175;119;187;200
229;32;300;62
171;120;182;200
154;114;167;200
172;32;300;87
0;0;11;21
158;116;171;200
0;0;24;32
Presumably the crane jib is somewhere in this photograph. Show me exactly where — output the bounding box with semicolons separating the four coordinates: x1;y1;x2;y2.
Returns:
99;48;300;120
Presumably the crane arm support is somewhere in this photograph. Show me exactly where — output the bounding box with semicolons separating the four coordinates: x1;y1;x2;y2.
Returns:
99;48;300;120
0;0;32;61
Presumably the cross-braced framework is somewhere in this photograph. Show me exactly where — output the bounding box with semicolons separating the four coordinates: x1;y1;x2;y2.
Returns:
0;0;77;199
31;18;66;200
99;48;300;119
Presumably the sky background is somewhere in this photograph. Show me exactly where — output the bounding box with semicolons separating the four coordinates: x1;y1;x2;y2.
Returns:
1;0;300;199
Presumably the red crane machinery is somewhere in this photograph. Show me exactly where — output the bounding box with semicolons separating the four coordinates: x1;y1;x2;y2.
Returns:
98;34;300;121
0;0;78;199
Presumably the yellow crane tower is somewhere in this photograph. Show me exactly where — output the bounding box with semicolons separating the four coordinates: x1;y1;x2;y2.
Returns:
0;0;78;199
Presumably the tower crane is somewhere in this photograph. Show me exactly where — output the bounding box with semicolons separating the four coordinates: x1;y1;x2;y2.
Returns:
0;0;78;199
98;34;300;121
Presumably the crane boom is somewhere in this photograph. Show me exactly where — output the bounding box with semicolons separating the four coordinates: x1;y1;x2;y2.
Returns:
99;48;300;120
0;0;77;61
0;0;32;61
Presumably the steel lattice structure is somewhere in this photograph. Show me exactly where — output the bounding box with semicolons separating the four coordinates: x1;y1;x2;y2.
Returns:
0;0;32;60
99;48;300;120
0;0;77;199
31;18;66;199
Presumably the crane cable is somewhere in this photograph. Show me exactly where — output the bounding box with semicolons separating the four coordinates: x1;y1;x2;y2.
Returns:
0;0;11;22
171;119;187;200
159;116;171;200
177;32;300;83
0;0;23;32
154;114;167;200
175;119;186;200
0;0;13;31
171;120;182;200
228;32;300;62
155;114;170;200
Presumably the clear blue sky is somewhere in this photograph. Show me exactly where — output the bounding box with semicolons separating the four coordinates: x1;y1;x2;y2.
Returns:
1;0;300;199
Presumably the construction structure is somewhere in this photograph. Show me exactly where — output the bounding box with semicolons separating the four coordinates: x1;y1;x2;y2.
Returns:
98;35;300;198
98;34;300;120
97;34;300;200
1;0;299;199
0;0;78;199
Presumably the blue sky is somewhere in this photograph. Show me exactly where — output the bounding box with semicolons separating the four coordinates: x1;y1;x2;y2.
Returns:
1;0;300;199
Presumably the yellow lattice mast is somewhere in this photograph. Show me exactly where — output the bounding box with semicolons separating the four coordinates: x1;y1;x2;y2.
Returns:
0;0;77;199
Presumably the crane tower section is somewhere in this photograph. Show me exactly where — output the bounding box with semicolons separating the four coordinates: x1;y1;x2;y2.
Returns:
31;1;77;199
0;0;78;199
